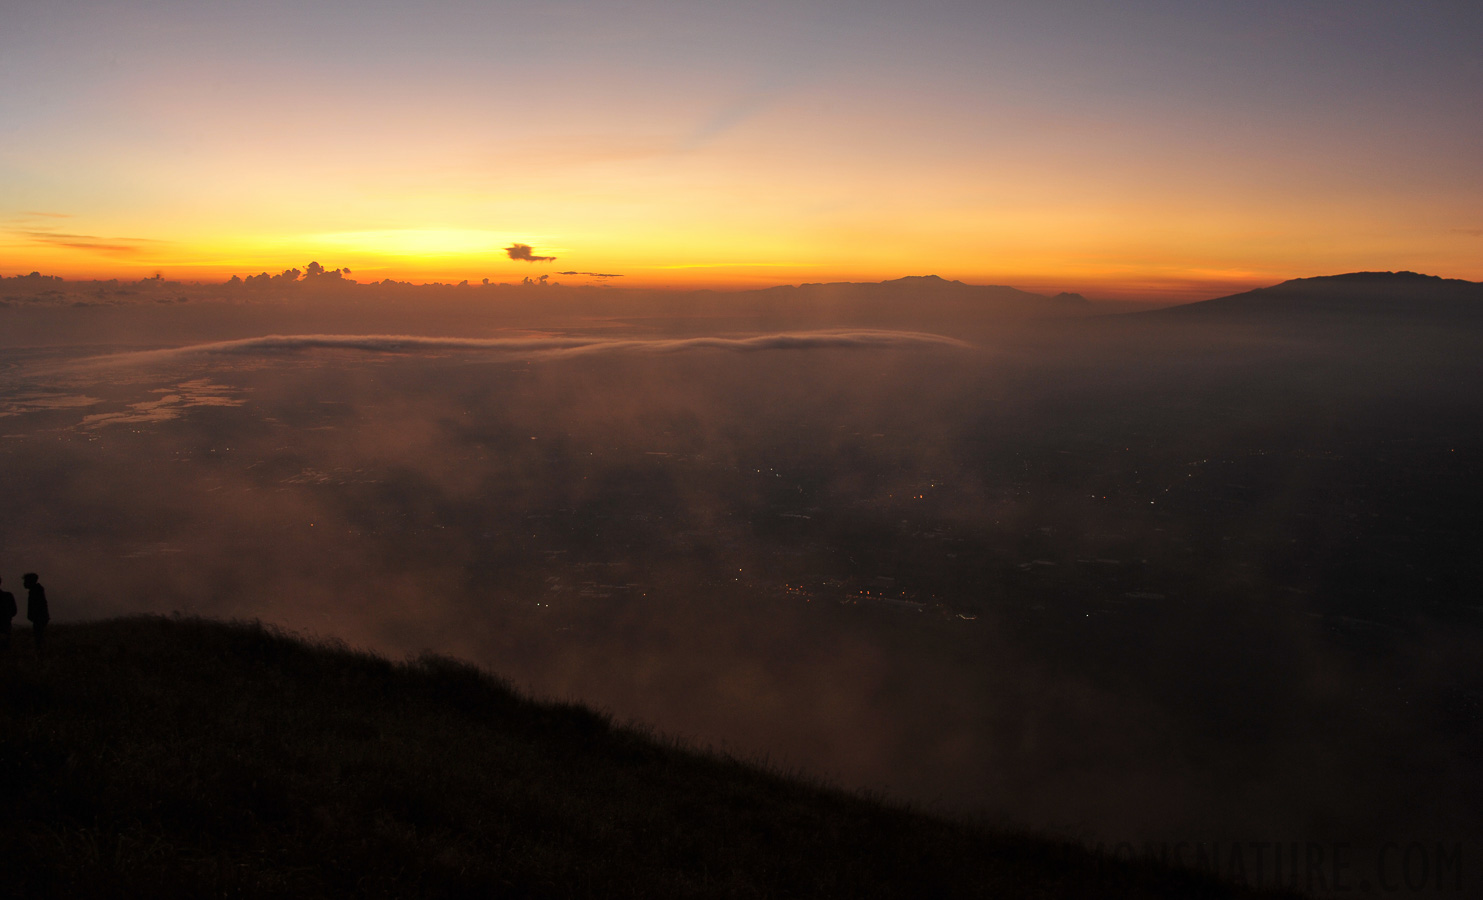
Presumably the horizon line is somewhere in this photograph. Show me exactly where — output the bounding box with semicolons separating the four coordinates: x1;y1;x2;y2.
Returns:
3;267;1477;308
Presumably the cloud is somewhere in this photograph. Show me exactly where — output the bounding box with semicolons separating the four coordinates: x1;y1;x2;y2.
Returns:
77;380;244;429
505;243;556;262
18;230;161;255
69;330;971;369
0;392;101;418
557;271;623;278
685;92;776;149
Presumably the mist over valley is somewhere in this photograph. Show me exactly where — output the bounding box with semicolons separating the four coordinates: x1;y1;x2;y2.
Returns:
3;271;1481;866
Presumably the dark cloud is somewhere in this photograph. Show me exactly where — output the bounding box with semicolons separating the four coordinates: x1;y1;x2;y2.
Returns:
303;261;352;280
505;243;556;262
558;271;623;278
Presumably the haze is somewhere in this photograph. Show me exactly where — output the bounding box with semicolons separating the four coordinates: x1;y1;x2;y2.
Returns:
3;272;1482;868
5;1;1483;891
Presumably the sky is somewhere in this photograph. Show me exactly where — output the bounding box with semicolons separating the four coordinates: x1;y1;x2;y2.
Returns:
2;0;1481;299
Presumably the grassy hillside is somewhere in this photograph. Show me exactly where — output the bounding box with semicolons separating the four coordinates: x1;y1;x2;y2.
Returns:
1;617;1277;898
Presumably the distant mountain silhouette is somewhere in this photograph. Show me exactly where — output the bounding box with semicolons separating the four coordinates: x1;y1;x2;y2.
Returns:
750;274;1093;318
574;275;1103;338
1048;291;1090;305
1151;272;1483;321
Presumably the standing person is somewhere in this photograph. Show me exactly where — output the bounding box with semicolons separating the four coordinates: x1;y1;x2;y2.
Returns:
22;573;47;654
0;577;14;652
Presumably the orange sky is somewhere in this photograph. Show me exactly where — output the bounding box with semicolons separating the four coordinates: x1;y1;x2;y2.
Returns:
3;2;1481;301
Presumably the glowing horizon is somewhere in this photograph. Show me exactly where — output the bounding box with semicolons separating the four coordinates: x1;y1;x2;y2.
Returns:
4;2;1481;302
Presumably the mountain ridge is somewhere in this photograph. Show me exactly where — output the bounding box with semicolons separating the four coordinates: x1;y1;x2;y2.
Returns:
1151;270;1483;320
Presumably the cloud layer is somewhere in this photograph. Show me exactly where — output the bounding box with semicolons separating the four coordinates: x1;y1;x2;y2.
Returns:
18;230;161;255
73;330;971;368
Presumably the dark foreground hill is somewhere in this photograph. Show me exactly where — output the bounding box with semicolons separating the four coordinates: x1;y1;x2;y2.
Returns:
0;618;1277;899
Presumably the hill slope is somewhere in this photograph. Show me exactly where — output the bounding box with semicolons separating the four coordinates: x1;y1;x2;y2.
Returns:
1148;271;1483;321
0;618;1272;898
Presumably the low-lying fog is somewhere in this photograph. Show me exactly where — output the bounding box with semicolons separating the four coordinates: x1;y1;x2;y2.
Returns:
3;276;1480;864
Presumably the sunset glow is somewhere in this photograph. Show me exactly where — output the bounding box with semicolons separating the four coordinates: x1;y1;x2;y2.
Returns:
4;2;1481;299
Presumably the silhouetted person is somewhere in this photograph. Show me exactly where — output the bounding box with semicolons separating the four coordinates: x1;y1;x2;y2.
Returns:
23;573;47;654
0;577;14;652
